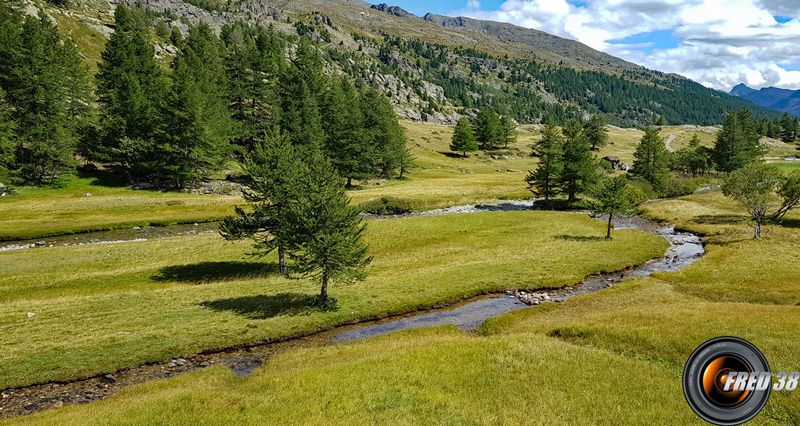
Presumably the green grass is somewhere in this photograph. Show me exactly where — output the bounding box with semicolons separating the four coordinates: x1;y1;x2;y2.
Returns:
0;211;666;389
0;173;243;240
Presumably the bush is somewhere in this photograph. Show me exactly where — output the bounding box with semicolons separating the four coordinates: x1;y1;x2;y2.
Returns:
359;197;416;215
662;177;696;198
627;176;659;200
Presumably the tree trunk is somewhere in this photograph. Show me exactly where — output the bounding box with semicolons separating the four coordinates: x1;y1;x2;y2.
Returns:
754;222;761;239
319;270;329;305
278;246;287;275
346;177;352;188
606;213;613;239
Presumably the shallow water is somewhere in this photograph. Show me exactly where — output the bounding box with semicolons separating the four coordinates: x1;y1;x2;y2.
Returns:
330;214;705;342
333;296;525;343
0;222;219;252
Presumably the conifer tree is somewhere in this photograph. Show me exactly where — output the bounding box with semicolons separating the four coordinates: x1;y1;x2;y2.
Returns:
592;175;635;239
322;77;375;187
632;128;670;191
165;23;234;185
3;11;91;183
220;127;300;275
583;114;608;150
500;115;517;148
713;109;764;173
222;23;285;151
0;88;16;179
780;112;797;143
473;108;503;150
360;88;406;177
671;134;711;177
278;68;324;154
96;5;167;181
277;154;371;306
526;123;564;200
560;120;599;202
450;117;478;157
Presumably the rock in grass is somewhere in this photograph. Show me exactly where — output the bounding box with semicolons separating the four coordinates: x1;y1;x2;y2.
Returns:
27;312;35;318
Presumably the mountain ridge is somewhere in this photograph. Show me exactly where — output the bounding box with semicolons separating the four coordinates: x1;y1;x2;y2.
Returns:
729;83;800;116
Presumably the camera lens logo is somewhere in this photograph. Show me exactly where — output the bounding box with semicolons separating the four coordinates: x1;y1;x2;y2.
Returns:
683;337;771;425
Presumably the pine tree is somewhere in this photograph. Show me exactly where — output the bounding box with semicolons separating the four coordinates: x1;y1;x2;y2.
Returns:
277;154;371;306
0;88;16;179
361;88;406;177
322;77;376;187
632;128;670;191
170;26;183;47
592;175;635;239
3;11;91;183
450;117;478;157
584;114;608;150
780;112;797;143
278;67;324;154
473;108;503;150
500;115;517;148
560;120;599;202
220;127;300;275
526;123;564;201
96;5;167;181
165;23;234;185
713;109;764;173
222;23;285;151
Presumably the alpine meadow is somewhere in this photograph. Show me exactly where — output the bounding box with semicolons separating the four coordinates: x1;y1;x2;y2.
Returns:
1;0;800;425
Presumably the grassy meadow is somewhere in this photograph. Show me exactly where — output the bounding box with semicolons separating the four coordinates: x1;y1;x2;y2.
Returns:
8;198;800;424
0;211;665;389
4;120;800;424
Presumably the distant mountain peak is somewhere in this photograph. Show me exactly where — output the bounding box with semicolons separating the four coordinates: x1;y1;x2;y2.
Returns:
730;83;755;97
730;84;800;116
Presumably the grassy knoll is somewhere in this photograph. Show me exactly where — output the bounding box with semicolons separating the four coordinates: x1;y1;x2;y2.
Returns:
0;173;243;240
0;211;666;389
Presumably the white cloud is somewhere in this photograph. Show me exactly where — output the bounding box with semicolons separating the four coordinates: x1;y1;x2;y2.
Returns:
458;0;800;90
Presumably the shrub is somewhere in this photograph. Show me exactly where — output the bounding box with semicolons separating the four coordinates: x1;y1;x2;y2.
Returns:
359;197;415;215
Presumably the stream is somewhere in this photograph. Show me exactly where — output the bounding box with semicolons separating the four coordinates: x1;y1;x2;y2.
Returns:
0;204;704;419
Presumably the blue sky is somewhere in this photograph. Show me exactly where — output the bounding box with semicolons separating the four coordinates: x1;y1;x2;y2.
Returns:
371;0;800;91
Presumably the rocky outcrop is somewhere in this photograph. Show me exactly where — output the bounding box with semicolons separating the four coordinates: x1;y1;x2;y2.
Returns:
313;13;339;31
393;107;460;125
370;3;417;19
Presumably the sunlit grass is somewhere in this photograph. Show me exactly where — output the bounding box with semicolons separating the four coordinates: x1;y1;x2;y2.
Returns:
0;211;666;389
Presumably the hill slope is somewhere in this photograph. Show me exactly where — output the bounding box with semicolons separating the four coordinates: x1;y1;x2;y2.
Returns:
29;0;784;126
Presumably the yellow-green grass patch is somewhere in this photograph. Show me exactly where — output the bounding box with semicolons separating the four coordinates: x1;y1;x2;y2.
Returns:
0;211;667;388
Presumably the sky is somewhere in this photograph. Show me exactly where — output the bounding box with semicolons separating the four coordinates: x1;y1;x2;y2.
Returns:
375;0;800;92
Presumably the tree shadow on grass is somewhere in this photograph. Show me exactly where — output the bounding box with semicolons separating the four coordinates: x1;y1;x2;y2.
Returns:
693;214;748;225
204;293;336;319
153;261;279;284
437;151;465;159
555;235;607;242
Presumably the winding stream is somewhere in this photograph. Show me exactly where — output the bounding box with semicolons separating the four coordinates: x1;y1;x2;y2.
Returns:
0;203;704;419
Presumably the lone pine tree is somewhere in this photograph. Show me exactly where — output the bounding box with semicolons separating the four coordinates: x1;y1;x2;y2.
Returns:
277;155;371;306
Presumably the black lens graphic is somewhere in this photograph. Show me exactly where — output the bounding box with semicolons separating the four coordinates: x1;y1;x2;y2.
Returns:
702;356;750;406
683;337;771;426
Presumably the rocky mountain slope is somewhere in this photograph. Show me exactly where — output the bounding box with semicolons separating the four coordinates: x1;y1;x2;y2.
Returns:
730;83;800;117
26;0;783;126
